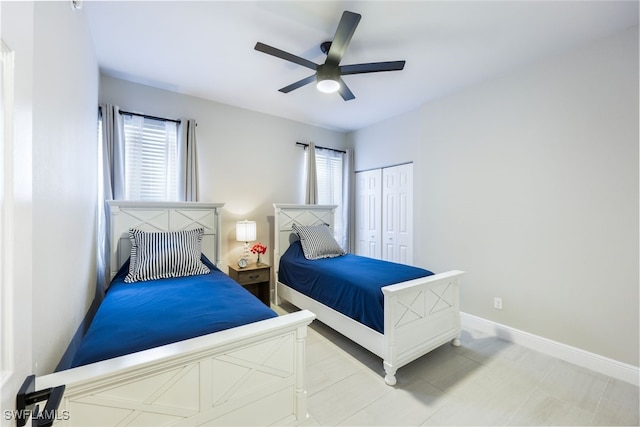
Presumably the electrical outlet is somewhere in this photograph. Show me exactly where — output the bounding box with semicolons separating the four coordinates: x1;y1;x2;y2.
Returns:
494;297;503;310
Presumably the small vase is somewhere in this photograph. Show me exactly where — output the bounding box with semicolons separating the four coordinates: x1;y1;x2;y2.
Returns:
256;254;261;265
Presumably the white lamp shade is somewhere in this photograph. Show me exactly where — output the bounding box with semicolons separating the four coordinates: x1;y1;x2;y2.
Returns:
236;220;257;242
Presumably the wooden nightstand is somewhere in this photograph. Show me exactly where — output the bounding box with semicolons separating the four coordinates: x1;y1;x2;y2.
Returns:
228;263;271;307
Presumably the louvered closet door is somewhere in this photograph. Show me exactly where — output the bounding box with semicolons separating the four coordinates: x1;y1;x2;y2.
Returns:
382;163;413;264
355;169;382;258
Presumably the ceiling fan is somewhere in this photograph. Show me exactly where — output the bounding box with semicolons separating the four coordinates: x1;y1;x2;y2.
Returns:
255;10;406;101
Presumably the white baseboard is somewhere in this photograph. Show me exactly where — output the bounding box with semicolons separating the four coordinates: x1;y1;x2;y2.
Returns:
460;312;639;387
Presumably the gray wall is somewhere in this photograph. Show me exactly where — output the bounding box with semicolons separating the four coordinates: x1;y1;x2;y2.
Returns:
349;27;639;366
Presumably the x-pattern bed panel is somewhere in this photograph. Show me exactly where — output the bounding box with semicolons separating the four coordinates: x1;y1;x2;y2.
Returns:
59;331;299;426
108;201;224;277
278;209;334;229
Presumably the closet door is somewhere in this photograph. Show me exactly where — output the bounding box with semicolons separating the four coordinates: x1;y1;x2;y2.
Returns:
355;169;382;258
382;163;413;264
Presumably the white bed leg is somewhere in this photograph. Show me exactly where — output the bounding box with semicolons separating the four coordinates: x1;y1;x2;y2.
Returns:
383;362;397;386
451;337;461;347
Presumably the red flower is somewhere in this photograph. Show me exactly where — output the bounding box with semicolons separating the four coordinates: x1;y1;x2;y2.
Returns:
250;243;267;255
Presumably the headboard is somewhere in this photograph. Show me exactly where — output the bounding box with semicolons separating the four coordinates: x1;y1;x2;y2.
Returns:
272;204;337;275
107;201;224;279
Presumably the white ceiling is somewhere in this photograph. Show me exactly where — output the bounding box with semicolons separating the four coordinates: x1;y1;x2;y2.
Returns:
84;1;639;132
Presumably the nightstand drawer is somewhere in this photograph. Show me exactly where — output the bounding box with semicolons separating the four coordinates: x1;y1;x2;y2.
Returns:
235;269;270;285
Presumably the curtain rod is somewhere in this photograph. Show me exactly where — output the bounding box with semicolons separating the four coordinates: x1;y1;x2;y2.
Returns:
355;161;413;173
296;142;346;154
119;109;181;124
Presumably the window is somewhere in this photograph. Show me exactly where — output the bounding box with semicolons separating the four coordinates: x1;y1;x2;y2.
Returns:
122;114;179;201
306;147;345;246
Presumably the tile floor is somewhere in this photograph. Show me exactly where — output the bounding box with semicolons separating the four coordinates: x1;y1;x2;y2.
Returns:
274;303;639;426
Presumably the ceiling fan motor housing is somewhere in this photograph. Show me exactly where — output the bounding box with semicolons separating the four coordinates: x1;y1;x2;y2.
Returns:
316;64;341;93
316;63;340;82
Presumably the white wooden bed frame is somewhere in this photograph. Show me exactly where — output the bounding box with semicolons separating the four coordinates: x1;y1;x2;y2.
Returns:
274;204;464;386
37;201;315;426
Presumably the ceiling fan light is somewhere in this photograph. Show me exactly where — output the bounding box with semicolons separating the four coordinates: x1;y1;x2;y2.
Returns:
317;78;340;93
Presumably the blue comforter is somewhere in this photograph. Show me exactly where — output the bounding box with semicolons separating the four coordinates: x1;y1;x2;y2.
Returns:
71;256;277;367
278;241;433;333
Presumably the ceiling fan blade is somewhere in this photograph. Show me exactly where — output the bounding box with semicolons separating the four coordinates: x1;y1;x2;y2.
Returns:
255;42;318;71
326;11;361;65
279;74;317;93
338;77;355;101
340;61;406;75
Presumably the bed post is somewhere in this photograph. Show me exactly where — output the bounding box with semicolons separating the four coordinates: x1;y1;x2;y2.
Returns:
273;205;282;305
451;280;462;347
295;322;309;420
214;204;223;269
108;203;121;280
383;291;398;386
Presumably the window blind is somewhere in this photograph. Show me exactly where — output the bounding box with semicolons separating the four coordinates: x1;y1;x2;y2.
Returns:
123;114;178;201
315;150;343;206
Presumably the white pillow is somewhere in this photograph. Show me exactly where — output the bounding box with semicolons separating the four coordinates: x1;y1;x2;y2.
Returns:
125;228;210;283
292;223;345;260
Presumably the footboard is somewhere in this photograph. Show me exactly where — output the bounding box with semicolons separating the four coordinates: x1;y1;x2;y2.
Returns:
382;270;464;385
37;311;315;426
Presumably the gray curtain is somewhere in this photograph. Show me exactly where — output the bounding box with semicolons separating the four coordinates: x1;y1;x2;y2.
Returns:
305;142;318;204
98;103;125;293
342;148;355;252
178;118;199;202
101;104;126;200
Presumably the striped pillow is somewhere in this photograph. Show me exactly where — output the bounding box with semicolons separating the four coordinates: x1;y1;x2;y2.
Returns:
292;223;346;260
125;228;210;283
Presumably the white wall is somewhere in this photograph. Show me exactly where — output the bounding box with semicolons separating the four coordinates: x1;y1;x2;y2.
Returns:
31;2;99;375
350;108;422;171
349;27;639;366
99;76;348;270
0;1;35;420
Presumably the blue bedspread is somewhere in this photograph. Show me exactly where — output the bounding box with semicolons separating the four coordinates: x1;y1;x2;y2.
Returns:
71;256;277;368
278;241;433;333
